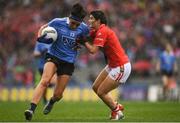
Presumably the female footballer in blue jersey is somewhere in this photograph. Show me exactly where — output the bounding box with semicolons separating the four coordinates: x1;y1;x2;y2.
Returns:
24;3;89;121
156;42;178;100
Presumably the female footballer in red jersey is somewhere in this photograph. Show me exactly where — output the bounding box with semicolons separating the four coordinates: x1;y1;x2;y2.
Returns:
82;10;131;120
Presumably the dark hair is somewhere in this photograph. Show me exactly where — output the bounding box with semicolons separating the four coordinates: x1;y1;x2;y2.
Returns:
90;10;107;25
70;3;87;22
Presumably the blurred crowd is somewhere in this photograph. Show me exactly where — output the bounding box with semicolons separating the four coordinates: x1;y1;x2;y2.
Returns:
0;0;179;87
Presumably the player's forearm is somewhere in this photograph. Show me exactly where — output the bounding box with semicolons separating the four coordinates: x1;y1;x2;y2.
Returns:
84;42;98;54
174;61;178;72
38;24;48;37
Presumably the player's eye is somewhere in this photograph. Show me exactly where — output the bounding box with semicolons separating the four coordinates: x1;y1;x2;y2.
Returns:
71;21;80;27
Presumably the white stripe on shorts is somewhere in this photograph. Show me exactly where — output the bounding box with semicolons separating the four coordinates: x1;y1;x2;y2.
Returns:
105;62;131;83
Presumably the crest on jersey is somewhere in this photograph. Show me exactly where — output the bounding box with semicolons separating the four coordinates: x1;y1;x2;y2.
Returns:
70;32;75;37
98;33;102;36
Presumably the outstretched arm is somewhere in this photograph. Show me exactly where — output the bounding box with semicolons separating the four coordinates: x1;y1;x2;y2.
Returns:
75;36;99;53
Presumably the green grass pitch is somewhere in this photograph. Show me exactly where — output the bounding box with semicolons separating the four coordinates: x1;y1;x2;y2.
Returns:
0;101;180;122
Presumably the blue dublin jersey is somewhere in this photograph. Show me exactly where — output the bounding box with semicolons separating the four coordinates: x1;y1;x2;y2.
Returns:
47;17;89;63
159;51;176;72
34;42;51;70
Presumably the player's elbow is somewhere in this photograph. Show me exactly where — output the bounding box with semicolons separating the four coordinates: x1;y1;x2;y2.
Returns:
89;50;96;54
33;52;41;57
89;48;97;54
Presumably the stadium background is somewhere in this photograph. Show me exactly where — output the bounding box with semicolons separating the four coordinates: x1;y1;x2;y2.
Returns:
0;0;180;122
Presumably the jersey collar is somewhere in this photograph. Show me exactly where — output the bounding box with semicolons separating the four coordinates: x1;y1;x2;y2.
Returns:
99;24;105;29
97;24;105;31
66;17;70;24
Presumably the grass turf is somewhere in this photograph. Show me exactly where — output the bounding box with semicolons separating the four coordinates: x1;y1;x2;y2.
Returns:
0;101;180;122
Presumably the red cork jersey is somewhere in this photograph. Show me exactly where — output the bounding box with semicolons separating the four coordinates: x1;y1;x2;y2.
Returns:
91;24;129;67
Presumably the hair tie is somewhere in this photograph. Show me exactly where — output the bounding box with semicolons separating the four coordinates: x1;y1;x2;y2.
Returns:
69;15;82;22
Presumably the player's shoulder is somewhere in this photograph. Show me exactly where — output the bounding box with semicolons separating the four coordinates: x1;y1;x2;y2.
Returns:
99;24;109;32
160;51;167;57
49;17;68;25
103;25;116;37
51;17;67;22
96;25;109;36
77;22;89;34
80;22;88;27
79;22;89;30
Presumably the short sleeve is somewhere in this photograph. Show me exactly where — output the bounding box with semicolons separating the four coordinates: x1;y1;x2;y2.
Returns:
93;29;107;47
48;18;66;27
48;18;58;27
34;43;41;53
34;43;48;53
81;23;90;37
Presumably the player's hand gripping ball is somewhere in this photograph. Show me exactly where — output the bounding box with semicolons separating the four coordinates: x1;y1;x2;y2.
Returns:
41;26;58;41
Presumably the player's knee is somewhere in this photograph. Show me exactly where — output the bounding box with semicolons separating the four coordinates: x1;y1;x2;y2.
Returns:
92;85;98;93
40;79;50;87
96;89;105;97
40;81;49;87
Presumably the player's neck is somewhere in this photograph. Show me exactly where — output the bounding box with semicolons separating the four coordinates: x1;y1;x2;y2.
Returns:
95;23;101;31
